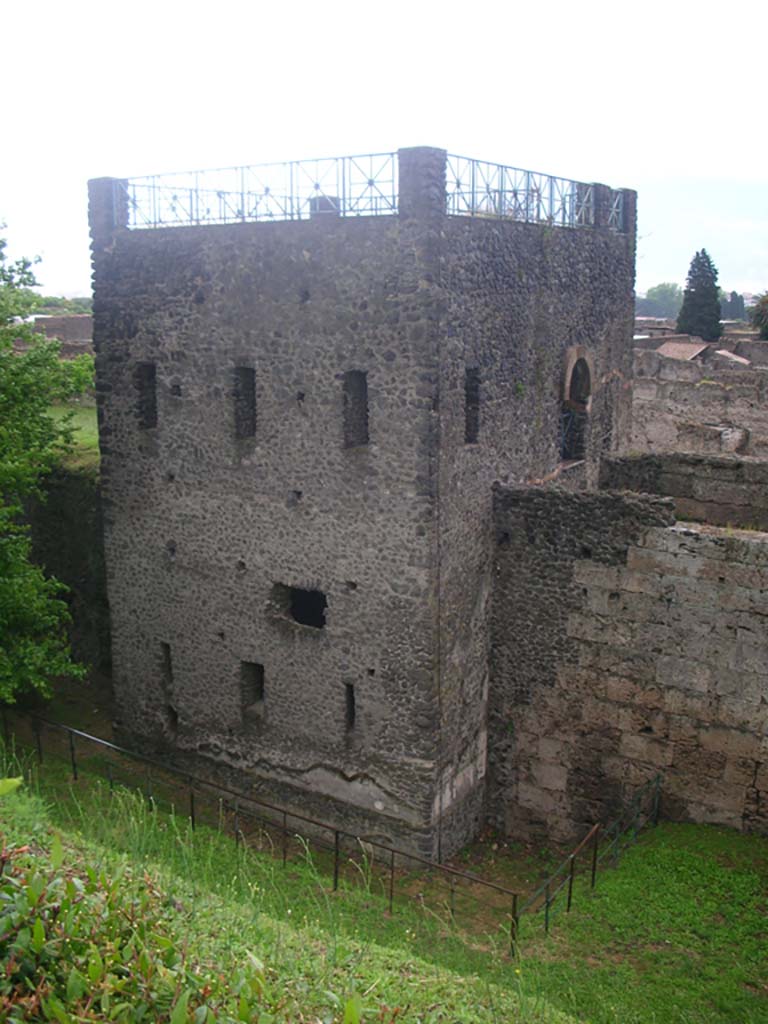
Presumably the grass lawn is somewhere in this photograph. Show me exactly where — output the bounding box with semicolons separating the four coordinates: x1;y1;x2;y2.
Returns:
2;734;766;1023
520;824;768;1024
49;402;99;469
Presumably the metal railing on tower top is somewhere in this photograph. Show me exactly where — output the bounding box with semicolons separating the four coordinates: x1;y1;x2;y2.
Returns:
113;150;628;233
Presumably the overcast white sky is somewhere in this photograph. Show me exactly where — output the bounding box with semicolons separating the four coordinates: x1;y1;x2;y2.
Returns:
3;0;766;297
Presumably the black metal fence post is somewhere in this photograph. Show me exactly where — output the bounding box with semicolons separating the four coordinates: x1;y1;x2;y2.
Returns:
234;800;240;845
333;831;340;891
68;732;78;781
652;774;661;826
591;825;600;889
33;720;43;764
566;853;575;912
388;849;395;914
544;882;550;934
282;811;288;866
510;893;519;955
107;762;114;793
449;877;455;922
189;783;196;830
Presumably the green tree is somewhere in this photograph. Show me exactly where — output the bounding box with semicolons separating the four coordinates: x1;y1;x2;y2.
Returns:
751;293;768;340
35;295;93;315
676;249;722;341
0;234;91;703
636;282;683;318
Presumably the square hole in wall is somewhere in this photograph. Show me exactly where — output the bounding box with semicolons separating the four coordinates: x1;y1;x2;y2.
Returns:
271;584;327;629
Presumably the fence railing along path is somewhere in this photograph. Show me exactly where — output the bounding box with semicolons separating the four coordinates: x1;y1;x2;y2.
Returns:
2;709;660;951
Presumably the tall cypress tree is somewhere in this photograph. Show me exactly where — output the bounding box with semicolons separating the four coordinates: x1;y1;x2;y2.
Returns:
676;249;722;341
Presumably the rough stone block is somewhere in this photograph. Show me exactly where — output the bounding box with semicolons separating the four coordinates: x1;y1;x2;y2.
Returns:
619;732;674;767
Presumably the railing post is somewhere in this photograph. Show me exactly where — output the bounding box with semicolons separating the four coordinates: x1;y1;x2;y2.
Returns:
652;775;661;826
282;810;288;866
449;877;456;922
591;824;600;889
544;882;550;934
333;830;340;892
68;732;78;781
189;783;196;830
107;762;114;793
566;853;575;913
33;720;43;764
510;893;519;955
388;849;395;914
234;799;240;845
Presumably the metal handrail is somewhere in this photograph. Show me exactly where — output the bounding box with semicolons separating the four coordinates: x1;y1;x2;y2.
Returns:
7;711;520;899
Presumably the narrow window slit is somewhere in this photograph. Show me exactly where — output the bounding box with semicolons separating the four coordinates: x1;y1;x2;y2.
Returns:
342;370;369;448
345;683;356;730
241;661;265;711
234;366;256;440
135;362;157;429
465;367;480;444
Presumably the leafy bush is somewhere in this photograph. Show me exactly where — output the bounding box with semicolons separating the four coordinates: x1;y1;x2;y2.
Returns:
0;833;275;1022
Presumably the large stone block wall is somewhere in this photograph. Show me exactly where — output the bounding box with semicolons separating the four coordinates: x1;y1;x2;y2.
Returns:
490;486;768;842
631;348;768;456
601;452;768;530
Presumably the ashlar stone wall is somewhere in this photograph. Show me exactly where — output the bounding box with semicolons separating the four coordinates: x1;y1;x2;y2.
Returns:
631;348;768;457
490;486;768;842
601;452;768;531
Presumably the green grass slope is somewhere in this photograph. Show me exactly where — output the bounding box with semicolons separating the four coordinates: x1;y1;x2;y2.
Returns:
0;782;573;1023
2;743;766;1024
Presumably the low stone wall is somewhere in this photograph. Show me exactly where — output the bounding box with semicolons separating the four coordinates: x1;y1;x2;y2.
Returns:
489;485;768;843
600;452;768;530
27;467;110;672
631;349;768;456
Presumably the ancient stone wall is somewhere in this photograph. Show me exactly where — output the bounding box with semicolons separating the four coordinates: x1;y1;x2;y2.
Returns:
631;348;768;456
601;452;768;530
432;206;636;852
91;205;443;853
489;486;768;842
89;147;637;857
26;467;110;672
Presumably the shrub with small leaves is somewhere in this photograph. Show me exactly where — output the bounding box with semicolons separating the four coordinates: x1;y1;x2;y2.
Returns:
0;833;276;1022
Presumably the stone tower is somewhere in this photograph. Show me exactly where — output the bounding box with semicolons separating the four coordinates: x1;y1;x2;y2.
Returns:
89;147;636;857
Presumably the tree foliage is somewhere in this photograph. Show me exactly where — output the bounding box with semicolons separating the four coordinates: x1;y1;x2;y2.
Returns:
636;282;683;318
676;249;722;342
751;293;768;340
35;294;93;315
0;233;92;703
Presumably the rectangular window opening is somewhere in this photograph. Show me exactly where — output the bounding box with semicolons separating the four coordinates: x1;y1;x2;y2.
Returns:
234;366;256;440
241;661;265;709
271;583;327;629
135;362;158;429
464;367;480;444
345;683;356;730
342;370;369;448
160;641;173;694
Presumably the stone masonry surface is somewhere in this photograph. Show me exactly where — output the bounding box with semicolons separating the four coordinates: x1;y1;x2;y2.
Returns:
601;452;768;531
631;348;768;457
490;486;768;842
89;147;636;857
